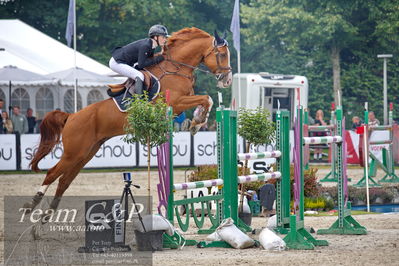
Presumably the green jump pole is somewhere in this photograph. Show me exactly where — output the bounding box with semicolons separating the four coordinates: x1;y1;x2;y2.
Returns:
275;110;291;234
317;107;367;235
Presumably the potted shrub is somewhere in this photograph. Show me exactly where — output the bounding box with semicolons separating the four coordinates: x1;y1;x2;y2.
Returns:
238;107;275;224
124;93;172;251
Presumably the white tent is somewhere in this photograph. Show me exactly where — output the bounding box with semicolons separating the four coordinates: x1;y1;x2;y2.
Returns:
0;19;112;75
46;67;117;87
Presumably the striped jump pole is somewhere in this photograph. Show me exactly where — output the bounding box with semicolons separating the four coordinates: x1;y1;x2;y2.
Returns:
237;172;281;183
173;179;224;191
237;151;281;160
303;136;342;144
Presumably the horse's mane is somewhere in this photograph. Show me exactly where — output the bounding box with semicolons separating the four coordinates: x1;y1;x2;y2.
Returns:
167;27;211;47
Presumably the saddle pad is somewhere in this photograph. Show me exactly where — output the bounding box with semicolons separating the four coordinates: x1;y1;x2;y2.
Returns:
112;89;132;112
111;75;161;112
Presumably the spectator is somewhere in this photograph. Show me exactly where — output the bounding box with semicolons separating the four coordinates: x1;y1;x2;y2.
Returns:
259;181;276;217
352;116;362;130
181;118;191;131
208;120;217;131
0;98;5;114
304;108;315;124
10;106;28;134
368;111;380;126
173;112;186;131
199;123;208;131
313;109;327;160
1;111;13;134
26;107;37;133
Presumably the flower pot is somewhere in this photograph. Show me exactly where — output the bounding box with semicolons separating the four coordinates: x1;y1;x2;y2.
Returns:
134;230;164;251
238;212;252;226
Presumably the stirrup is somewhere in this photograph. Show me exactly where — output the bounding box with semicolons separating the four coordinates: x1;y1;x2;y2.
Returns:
135;77;144;95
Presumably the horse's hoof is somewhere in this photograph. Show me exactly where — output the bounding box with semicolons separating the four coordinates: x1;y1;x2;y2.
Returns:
31;224;41;240
41;212;52;224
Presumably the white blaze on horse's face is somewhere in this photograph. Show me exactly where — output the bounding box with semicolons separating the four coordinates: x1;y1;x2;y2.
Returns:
203;37;232;88
217;46;233;88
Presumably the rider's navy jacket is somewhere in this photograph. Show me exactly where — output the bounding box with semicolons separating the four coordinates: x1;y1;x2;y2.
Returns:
112;38;164;69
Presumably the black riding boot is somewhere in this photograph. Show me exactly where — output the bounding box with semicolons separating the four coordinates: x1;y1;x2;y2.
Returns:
135;77;144;96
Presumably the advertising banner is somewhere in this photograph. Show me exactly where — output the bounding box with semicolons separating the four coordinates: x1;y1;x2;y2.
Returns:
138;132;191;167
21;135;136;170
0;134;17;170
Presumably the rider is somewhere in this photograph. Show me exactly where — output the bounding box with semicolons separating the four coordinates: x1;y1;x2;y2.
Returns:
109;24;169;95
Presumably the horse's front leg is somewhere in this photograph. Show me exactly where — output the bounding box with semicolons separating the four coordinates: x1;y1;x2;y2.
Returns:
171;95;213;135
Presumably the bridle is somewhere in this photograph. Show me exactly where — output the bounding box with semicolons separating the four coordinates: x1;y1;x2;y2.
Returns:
157;38;232;81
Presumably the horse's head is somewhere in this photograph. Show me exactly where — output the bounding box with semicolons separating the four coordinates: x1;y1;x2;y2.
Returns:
163;28;233;88
202;30;233;88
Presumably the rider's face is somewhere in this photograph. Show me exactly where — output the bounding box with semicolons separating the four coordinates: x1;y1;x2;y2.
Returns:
157;36;167;46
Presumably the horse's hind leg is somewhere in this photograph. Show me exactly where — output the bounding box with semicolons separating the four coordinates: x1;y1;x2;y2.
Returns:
47;141;104;212
23;158;75;211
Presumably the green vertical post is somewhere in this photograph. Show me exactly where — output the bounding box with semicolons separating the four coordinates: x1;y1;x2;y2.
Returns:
218;108;251;232
284;106;328;249
275;110;291;234
317;107;367;235
220;109;238;222
336;107;344;228
216;107;224;226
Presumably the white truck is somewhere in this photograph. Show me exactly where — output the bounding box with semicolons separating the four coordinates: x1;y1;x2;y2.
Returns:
231;73;309;123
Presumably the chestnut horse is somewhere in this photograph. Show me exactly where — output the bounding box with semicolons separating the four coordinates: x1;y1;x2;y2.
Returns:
24;27;232;213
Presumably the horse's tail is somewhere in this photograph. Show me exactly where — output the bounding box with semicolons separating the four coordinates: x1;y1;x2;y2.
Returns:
30;111;71;172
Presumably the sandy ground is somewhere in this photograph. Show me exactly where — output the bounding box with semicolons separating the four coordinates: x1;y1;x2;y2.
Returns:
1;167;399;265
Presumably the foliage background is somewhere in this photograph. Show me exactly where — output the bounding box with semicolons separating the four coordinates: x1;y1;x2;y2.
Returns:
1;0;398;123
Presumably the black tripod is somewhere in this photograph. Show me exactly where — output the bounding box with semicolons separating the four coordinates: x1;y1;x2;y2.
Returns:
120;179;146;246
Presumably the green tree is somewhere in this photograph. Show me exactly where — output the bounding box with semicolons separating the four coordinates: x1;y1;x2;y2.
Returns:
240;0;399;121
124;94;172;211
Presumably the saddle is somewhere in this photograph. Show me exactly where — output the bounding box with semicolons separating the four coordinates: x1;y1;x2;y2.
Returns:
107;70;161;112
107;70;154;97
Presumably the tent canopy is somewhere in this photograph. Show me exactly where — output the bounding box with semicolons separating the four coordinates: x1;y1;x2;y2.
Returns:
0;19;113;76
0;65;57;86
46;67;118;87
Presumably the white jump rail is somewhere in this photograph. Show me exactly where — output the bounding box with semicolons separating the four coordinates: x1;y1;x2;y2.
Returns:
237;151;281;160
303;136;342;144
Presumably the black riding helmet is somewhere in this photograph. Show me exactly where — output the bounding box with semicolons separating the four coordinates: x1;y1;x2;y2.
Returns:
148;24;170;38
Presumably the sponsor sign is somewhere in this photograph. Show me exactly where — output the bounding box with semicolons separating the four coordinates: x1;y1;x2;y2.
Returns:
193;132;244;165
21;135;137;170
138;132;191;167
0;134;17;170
369;130;390;162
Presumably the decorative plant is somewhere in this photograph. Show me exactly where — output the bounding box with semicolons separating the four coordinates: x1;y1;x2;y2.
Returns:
237;107;276;211
123;94;172;213
238;107;276;151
